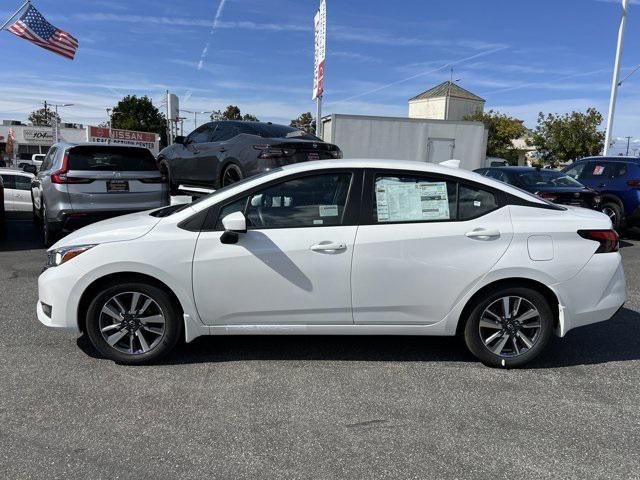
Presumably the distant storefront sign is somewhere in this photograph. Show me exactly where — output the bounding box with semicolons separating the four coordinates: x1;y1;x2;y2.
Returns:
22;128;54;144
87;126;159;154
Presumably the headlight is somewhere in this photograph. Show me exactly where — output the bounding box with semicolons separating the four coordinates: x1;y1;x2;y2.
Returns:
45;245;96;269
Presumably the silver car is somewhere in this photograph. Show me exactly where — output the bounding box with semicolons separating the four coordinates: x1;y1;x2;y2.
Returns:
32;143;169;246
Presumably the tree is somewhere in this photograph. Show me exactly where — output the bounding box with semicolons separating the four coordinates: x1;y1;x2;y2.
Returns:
530;108;605;164
28;107;60;127
109;95;167;146
290;112;316;135
463;110;526;164
210;105;259;122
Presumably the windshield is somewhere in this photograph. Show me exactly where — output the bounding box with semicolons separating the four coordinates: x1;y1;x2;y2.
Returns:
517;170;583;188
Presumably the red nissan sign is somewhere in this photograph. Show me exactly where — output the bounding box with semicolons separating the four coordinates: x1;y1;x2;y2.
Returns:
89;126;156;143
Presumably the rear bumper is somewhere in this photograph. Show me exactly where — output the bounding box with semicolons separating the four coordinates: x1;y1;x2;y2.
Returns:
553;252;627;336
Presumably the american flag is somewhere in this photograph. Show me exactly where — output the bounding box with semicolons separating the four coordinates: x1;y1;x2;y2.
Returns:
4;3;78;60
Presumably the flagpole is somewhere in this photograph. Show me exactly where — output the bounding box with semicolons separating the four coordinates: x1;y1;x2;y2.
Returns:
604;0;630;156
0;0;30;31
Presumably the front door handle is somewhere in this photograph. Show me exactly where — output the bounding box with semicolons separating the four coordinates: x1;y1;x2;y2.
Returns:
465;228;501;240
598;183;606;188
310;241;347;252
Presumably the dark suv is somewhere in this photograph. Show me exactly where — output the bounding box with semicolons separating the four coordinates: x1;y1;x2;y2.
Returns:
157;121;342;192
563;156;640;229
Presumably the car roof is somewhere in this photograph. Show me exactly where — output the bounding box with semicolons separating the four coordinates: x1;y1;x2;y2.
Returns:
576;156;639;163
191;159;548;210
52;142;151;149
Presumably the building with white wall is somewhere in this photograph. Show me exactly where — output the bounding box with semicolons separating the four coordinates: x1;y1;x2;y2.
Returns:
408;81;485;121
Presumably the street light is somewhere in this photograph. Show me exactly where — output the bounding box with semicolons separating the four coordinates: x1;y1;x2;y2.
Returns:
46;102;74;142
182;110;212;131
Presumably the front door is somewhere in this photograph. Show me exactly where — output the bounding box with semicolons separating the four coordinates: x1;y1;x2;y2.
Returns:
351;171;513;325
192;170;360;325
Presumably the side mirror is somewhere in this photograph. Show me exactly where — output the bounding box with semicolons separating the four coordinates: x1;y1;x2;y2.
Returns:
175;135;187;145
220;211;247;244
23;164;37;174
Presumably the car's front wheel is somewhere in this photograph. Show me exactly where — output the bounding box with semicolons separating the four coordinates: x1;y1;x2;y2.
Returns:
463;286;553;368
85;282;182;364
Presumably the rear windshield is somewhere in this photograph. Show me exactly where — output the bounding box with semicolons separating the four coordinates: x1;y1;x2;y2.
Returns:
68;146;157;171
517;170;583;188
235;123;320;140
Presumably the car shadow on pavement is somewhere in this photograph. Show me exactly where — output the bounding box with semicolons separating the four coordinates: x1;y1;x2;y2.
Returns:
0;220;44;252
76;307;640;368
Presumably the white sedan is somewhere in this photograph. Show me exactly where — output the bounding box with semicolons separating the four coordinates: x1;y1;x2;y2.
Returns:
37;160;626;368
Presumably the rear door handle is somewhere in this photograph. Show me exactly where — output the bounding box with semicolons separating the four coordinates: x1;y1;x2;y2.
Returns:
465;228;501;240
310;241;347;252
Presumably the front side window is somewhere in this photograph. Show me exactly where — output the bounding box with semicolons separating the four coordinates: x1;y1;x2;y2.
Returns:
188;124;214;144
373;175;457;223
15;175;32;191
222;173;352;229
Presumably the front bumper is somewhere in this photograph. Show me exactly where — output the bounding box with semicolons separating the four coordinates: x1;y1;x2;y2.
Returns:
36;261;83;334
553;252;627;336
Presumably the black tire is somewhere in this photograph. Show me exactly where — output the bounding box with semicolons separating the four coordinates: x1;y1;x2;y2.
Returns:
85;282;182;365
463;286;554;368
42;206;58;247
220;163;244;188
159;160;178;196
601;201;623;231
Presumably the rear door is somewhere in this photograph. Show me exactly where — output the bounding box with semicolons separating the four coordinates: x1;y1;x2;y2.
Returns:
65;145;167;212
351;170;513;325
0;174;16;211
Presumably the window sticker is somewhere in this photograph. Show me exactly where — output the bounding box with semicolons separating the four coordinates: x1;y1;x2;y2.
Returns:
313;219;324;225
593;165;605;176
272;196;282;207
319;205;338;217
473;200;481;207
375;179;450;222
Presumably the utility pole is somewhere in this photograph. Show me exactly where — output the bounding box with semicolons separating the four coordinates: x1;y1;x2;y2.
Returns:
626;136;632;156
604;0;630;156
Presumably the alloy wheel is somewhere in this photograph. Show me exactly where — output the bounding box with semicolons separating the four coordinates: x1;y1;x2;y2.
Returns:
478;296;542;358
98;291;166;355
602;207;617;225
222;165;243;187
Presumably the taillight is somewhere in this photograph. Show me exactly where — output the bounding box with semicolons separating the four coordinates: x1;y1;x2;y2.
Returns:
535;191;557;202
329;150;342;159
51;152;93;184
254;145;296;159
140;176;167;184
627;179;640;187
578;229;619;253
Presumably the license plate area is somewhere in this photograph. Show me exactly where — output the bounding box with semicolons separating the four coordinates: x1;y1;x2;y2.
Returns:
107;180;129;192
307;152;320;161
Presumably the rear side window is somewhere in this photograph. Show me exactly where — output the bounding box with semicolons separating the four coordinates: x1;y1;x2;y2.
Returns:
0;174;15;189
458;184;498;220
374;174;457;223
15;175;32;191
67;146;157;171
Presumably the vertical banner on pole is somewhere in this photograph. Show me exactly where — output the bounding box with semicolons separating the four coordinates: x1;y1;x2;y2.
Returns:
313;0;326;137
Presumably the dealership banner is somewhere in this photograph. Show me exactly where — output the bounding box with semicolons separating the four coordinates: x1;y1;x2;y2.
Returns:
21;127;54;144
312;0;326;100
87;126;159;154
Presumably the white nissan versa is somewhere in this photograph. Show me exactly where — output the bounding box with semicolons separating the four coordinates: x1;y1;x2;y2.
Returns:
37;160;626;367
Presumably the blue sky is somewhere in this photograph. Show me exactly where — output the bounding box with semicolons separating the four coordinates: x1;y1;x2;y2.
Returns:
1;0;640;153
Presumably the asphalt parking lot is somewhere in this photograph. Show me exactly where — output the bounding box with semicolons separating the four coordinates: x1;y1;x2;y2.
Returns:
1;219;640;480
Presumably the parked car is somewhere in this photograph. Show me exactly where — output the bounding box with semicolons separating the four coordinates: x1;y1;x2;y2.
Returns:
37;159;625;368
32;143;169;246
0;167;35;219
0;175;5;238
18;153;46;171
475;166;600;210
157;120;342;192
562;156;640;230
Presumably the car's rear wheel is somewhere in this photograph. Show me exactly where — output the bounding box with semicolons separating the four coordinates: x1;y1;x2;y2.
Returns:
601;202;623;231
159;160;178;195
463;286;553;368
220;163;244;187
85;282;182;364
42;206;57;247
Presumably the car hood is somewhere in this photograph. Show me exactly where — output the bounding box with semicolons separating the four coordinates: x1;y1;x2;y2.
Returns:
50;210;162;250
